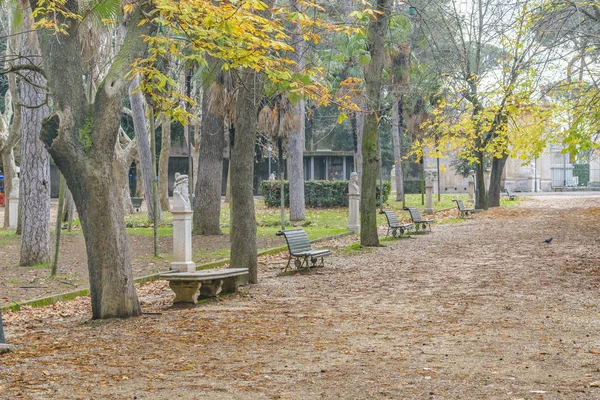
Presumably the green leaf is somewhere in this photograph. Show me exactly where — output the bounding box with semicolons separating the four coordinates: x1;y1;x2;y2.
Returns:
88;0;120;22
337;112;348;124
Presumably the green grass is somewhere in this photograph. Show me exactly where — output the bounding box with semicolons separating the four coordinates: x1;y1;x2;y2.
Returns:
26;262;52;269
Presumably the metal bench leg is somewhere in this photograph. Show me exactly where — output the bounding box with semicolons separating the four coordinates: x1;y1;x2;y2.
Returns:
284;256;292;272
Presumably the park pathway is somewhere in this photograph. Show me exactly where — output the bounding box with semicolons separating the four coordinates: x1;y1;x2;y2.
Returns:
1;194;600;399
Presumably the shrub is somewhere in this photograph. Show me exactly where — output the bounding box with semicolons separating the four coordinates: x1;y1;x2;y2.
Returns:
261;180;390;207
403;180;422;194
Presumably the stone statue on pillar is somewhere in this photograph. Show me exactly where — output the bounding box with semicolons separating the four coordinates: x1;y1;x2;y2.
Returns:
173;173;191;211
424;170;434;214
467;170;475;203
170;172;195;273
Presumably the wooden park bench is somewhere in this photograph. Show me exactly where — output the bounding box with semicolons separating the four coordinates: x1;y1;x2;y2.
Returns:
404;207;435;232
380;210;413;237
131;197;144;212
453;199;480;218
159;268;249;304
276;229;331;271
503;188;517;200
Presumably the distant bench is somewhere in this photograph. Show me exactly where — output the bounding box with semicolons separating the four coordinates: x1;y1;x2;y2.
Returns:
380;210;413;237
503;188;517;200
453;199;481;218
277;229;331;271
131;197;144;212
404;207;435;232
160;268;249;304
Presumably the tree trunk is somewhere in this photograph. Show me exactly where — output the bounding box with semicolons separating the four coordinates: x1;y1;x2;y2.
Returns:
35;4;153;319
352;101;364;189
193;93;225;235
475;150;488;210
51;174;66;276
391;96;404;202
135;162;144;198
488;153;508;207
129;76;161;221
114;132;136;214
288;0;307;221
1;147;17;228
0;60;20;229
158;114;171;212
360;0;390;247
230;69;262;283
19;14;51;266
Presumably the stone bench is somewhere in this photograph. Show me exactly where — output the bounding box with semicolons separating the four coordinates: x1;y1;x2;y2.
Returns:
159;268;249;304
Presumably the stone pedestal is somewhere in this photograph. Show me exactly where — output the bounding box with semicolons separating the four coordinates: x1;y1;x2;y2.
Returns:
171;174;196;273
198;279;224;299
169;281;200;304
348;193;360;234
467;174;475;203
424;171;434;214
171;210;196;272
424;184;434;214
7;197;18;230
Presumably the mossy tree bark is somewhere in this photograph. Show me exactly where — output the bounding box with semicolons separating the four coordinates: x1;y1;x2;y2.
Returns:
230;69;262;283
360;0;391;247
34;3;153;319
391;96;404;202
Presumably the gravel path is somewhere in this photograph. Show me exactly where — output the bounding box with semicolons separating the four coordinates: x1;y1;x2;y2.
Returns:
1;194;600;399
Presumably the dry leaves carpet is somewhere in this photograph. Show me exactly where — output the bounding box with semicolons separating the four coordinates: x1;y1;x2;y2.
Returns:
1;194;600;399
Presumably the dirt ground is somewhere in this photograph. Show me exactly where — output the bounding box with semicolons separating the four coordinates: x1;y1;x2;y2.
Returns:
2;194;600;399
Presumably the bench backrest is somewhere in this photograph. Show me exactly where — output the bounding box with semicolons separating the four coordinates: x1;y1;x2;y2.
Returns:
404;207;424;222
454;199;466;211
278;229;313;255
381;210;400;226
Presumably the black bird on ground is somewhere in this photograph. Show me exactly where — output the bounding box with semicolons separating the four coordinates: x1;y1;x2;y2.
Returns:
544;238;553;244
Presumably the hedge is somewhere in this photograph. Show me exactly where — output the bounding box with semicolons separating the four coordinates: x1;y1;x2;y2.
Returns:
261;180;391;207
403;180;423;194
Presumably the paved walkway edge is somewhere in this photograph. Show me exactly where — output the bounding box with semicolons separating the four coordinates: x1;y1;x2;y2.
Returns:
1;231;353;312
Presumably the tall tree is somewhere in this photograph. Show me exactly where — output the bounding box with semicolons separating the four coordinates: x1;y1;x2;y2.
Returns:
0;73;20;229
129;75;161;221
26;3;154;319
412;0;552;208
113;126;137;214
158;113;171;212
18;6;51;266
287;0;307;222
360;0;391;246
389;42;410;202
230;69;262;283
193;58;226;235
